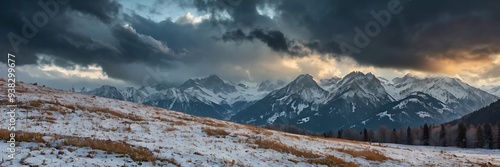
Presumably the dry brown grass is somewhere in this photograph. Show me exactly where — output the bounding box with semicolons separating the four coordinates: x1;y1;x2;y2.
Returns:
0;129;47;144
202;118;228;127
29;100;43;107
43;116;57;123
335;148;392;162
17;88;29;93
477;162;500;167
283;133;301;140
252;138;318;158
240;124;271;135
201;127;231;138
42;110;54;116
60;103;143;121
308;155;359;167
313;136;368;145
163;127;177;132
47;105;59;111
62;137;158;164
234;133;251;138
152;116;171;122
173;121;187;126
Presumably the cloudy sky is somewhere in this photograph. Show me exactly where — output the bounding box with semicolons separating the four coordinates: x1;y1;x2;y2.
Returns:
1;0;500;90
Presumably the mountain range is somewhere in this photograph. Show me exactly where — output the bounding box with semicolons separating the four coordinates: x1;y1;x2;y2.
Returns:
81;72;499;132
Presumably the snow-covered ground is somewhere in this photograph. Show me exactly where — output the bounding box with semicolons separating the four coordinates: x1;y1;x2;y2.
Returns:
0;80;499;166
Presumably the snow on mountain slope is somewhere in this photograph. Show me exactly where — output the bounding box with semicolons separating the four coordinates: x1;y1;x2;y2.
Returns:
319;77;341;91
1;80;499;166
179;75;272;112
86;85;126;100
280;74;328;103
352;92;460;130
143;88;225;119
257;80;284;92
232;74;328;126
481;85;500;97
310;72;395;131
328;72;394;103
121;87;150;103
388;74;498;116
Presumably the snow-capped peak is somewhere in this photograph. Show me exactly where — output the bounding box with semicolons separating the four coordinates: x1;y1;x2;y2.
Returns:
386;75;498;116
274;74;328;102
327;71;394;106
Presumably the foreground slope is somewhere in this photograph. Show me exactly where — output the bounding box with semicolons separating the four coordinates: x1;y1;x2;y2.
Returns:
0;79;499;166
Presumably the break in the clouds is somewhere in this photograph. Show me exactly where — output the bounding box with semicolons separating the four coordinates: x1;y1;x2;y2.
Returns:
1;0;500;89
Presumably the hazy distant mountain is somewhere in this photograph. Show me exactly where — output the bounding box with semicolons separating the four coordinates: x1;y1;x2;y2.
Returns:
480;85;500;97
257;80;285;92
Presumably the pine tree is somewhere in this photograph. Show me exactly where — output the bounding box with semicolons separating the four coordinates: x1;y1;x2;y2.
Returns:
363;128;369;142
457;122;467;148
392;128;398;144
378;125;388;143
497;122;500;149
440;124;447;147
476;125;484;148
423;123;430;146
337;129;342;139
407;127;412;145
484;123;493;149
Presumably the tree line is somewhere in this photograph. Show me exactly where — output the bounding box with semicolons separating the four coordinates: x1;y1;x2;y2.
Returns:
322;122;500;149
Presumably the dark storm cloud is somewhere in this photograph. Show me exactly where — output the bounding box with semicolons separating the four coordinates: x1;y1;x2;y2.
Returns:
2;0;500;88
0;0;177;84
0;0;123;65
193;0;274;28
221;28;306;55
66;0;122;23
484;66;500;79
192;0;500;72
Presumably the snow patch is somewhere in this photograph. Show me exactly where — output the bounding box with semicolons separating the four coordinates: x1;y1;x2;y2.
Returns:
377;111;395;121
416;111;432;118
297;117;310;124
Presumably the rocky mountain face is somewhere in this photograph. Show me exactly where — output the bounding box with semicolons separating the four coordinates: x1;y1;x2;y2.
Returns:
84;72;499;132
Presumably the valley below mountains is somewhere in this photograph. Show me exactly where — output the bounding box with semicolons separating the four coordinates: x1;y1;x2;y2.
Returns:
82;72;500;132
